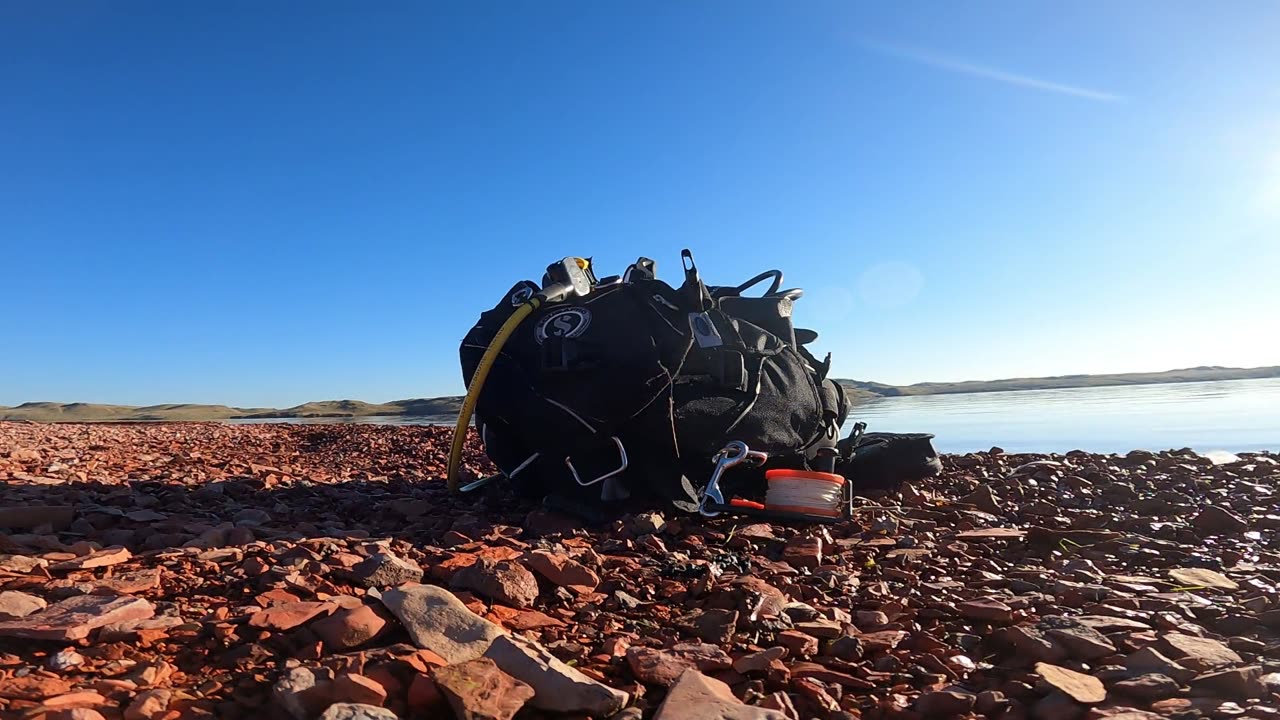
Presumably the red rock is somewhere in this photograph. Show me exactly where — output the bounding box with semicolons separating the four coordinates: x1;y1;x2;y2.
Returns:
783;535;823;569
793;677;841;715
89;568;161;595
312;605;387;651
1113;674;1179;701
0;674;73;700
958;597;1015;623
654;668;788;720
0;590;47;619
1192;506;1249;535
432;657;534;720
627;646;699;687
50;546;132;571
485;604;565;631
247;601;335;631
1035;663;1106;704
123;689;173;719
45;710;109;720
776;630;818;657
0;594;154;641
859;630;909;652
733;647;787;674
332;673;388;706
451;558;540;608
1157;633;1243;672
40;691;109;709
350;552;424;588
407;673;445;714
917;687;977;716
1189;666;1264;699
525;550;600;592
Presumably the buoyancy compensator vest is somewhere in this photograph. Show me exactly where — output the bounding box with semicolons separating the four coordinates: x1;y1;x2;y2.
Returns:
458;251;849;512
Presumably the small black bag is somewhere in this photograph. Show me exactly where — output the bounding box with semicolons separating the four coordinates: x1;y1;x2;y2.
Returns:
459;252;848;511
837;431;942;493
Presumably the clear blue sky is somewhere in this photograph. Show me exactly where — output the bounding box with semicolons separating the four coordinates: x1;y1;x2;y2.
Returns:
3;2;1278;407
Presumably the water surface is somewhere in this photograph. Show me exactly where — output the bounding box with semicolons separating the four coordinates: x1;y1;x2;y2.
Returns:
228;378;1280;456
847;377;1280;454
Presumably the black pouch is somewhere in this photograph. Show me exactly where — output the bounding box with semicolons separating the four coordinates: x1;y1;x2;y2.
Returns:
838;431;942;493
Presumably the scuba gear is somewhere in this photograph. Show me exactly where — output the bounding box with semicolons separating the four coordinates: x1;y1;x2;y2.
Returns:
447;257;593;491
454;249;936;517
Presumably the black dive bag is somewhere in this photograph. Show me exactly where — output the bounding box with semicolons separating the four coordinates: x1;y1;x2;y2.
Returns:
459;251;849;510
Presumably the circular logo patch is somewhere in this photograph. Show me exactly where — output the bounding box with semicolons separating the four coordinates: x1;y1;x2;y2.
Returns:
534;307;592;344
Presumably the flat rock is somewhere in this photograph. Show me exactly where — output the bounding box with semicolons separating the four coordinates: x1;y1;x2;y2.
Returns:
0;590;47;619
917;687;978;716
332;673;389;707
0;674;73;700
783;535;822;569
484;633;628;716
1168;567;1239;590
1008;625;1069;663
653;668;788;720
0;594;154;641
956;528;1025;540
1035;662;1107;704
376;583;504;663
960;485;1003;514
1193;506;1249;535
1040;616;1118;661
1084;710;1164;720
1112;674;1180;701
318;704;399;720
1123;647;1196;683
734;646;788;674
451;558;539;608
958;597;1014;623
692;608;738;643
50;546;131;571
247;601;335;631
1158;633;1243;672
1189;666;1264;699
432;657;534;720
627;646;700;687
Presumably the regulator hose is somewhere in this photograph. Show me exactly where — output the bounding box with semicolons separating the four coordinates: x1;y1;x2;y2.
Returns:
446;297;542;491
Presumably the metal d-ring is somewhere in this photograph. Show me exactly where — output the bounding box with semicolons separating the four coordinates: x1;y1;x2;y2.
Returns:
565;436;628;486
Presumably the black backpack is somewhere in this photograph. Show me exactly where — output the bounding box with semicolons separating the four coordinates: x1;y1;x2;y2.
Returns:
458;251;849;511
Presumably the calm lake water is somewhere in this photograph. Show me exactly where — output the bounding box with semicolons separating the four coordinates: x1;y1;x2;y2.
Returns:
229;378;1280;456
848;377;1280;455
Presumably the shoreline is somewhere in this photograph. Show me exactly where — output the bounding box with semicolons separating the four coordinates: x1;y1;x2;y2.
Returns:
4;365;1277;423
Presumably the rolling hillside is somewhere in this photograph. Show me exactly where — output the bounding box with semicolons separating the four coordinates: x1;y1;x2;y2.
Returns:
4;366;1276;422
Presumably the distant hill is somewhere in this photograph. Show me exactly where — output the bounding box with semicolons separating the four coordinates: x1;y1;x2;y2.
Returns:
3;366;1276;423
835;365;1280;399
0;397;464;423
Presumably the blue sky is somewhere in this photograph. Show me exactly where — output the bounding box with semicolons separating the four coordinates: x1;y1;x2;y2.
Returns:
3;2;1278;407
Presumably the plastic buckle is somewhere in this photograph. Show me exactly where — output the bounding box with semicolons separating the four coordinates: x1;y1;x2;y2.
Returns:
565;436;628;486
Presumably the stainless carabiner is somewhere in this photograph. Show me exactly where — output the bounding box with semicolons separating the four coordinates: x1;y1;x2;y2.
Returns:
699;441;768;517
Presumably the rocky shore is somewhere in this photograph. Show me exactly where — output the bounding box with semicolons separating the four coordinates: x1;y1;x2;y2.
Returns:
0;422;1277;720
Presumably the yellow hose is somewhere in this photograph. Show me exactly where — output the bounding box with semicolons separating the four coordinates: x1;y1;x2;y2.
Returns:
447;297;542;491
